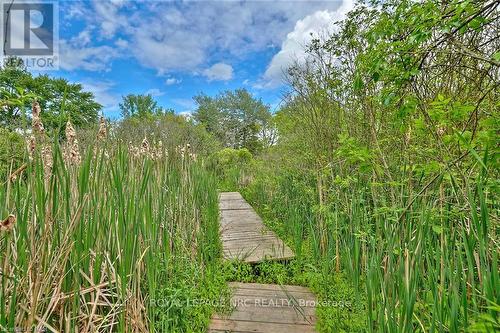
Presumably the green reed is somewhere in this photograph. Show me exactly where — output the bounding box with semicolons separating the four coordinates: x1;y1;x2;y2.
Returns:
0;139;225;332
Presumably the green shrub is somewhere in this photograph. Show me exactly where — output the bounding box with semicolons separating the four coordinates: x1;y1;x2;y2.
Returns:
0;127;25;178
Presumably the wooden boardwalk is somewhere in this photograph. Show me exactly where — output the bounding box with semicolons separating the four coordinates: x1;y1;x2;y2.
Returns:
209;193;316;332
219;192;294;263
208;282;317;333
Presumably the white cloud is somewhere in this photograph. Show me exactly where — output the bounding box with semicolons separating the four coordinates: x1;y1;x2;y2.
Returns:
178;111;193;120
59;40;120;71
262;0;354;88
81;80;121;117
203;63;234;81
173;98;196;110
115;38;128;48
165;77;182;85
60;0;347;75
145;88;164;97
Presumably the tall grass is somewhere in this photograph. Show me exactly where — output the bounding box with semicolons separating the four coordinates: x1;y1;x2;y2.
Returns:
241;152;498;332
0;132;224;332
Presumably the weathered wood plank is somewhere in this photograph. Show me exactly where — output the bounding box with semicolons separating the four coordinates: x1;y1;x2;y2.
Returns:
219;192;244;200
208;282;317;333
229;282;313;294
219;192;294;263
222;248;294;263
220;200;253;210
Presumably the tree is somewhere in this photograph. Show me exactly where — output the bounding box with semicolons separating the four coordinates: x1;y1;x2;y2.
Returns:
193;89;272;153
0;59;102;131
119;94;170;119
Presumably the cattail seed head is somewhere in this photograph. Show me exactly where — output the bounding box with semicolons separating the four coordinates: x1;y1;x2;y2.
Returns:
97;115;107;140
41;145;53;180
65;120;81;165
1;214;16;232
141;137;150;155
32;101;45;135
66;120;76;141
27;135;36;161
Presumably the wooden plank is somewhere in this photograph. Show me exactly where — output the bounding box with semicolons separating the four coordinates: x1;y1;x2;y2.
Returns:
208;282;317;333
220;209;261;219
220;200;253;210
219;192;294;263
223;248;294;263
209;319;316;333
229;282;313;294
219;192;243;200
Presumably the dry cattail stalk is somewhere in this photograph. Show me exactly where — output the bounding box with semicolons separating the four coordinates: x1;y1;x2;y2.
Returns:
41;145;53;180
32;101;44;135
1;214;16;232
141;137;150;156
27;135;36;161
156;140;163;159
9;164;27;182
97;115;107;141
65;120;81;165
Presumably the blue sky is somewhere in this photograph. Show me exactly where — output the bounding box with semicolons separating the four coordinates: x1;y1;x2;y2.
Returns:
50;0;353;118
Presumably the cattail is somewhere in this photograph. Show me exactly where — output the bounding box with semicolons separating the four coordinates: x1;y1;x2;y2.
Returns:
41;145;53;181
97;115;107;141
141;137;150;155
1;214;16;232
65;120;81;165
156;140;163;159
27;135;36;161
32;101;44;135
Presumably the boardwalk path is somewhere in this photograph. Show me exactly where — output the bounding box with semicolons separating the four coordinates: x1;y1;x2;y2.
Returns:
208;192;317;333
218;192;294;263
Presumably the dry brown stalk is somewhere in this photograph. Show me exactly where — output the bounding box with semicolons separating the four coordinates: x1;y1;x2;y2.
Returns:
65;120;81;166
27;136;36;161
141;136;150;156
9;164;27;182
32;101;44;135
97;115;107;141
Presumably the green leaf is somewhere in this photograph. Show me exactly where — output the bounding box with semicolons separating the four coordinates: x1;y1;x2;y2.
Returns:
354;75;364;90
432;225;443;234
493;52;500;62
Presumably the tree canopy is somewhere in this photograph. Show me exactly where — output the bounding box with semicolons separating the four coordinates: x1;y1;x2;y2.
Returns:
119;94;173;119
0;60;102;131
193;89;273;153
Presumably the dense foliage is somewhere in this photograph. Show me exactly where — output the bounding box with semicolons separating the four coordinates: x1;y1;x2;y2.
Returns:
0;1;497;332
0;121;227;332
0;60;101;131
193;89;274;153
119;94;174;119
224;1;499;332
